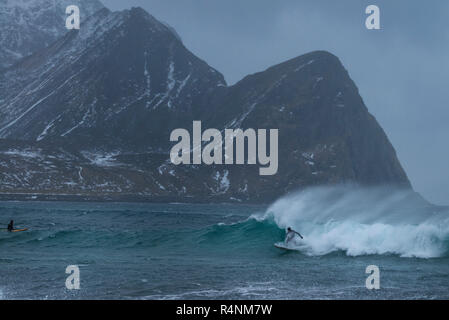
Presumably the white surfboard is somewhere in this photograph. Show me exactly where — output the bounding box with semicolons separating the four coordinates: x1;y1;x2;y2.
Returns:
274;242;298;251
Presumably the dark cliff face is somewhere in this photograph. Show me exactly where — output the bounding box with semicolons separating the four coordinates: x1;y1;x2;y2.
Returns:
198;51;411;201
0;6;411;203
209;51;410;191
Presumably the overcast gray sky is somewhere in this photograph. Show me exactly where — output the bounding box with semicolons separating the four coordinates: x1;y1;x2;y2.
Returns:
102;0;449;205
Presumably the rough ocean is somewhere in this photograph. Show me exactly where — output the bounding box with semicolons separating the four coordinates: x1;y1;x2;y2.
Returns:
1;186;449;300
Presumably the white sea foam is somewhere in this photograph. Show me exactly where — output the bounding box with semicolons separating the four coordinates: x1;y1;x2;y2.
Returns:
141;282;279;300
256;185;449;258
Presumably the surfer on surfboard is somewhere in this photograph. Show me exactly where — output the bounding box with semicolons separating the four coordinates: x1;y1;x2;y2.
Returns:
285;227;303;244
2;220;28;233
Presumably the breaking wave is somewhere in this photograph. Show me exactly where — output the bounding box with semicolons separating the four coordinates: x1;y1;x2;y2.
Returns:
254;185;449;258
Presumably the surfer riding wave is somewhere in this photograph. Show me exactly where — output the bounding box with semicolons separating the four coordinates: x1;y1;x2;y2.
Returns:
285;227;303;244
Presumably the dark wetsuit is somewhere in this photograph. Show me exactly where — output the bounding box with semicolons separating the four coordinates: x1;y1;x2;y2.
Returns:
7;221;13;232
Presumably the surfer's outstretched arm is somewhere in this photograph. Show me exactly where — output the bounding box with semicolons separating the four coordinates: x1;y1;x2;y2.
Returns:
295;231;303;239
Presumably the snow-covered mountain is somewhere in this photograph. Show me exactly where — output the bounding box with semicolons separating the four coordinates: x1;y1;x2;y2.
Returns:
0;5;413;203
0;7;225;150
0;0;104;69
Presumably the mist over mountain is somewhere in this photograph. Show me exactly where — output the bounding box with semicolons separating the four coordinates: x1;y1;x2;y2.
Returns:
0;3;414;203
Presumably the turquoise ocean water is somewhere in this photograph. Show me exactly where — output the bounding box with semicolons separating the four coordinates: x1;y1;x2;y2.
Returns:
1;187;449;299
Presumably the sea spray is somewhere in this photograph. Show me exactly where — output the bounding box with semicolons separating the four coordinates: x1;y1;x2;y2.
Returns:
254;185;449;258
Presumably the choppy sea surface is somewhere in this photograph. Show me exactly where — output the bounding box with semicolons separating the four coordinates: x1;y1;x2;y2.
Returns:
1;186;449;299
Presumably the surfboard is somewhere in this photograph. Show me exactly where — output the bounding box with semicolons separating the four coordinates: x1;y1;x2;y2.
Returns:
274;243;297;251
1;228;28;233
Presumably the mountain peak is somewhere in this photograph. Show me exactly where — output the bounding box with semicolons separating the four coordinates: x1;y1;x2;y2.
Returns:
129;6;150;17
264;50;343;76
122;6;180;39
0;4;226;146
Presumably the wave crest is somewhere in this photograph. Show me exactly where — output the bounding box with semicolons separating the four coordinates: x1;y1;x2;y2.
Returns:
256;185;449;258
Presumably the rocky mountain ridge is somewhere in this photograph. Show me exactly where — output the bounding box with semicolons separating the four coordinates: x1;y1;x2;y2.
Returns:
0;4;413;203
